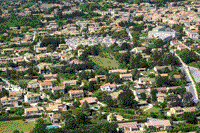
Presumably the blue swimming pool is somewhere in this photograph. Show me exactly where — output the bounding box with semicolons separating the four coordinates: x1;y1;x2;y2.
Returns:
46;125;60;129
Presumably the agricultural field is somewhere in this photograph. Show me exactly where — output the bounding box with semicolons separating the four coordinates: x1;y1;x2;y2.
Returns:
0;120;34;133
90;56;120;69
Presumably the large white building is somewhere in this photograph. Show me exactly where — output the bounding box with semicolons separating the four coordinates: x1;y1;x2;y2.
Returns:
148;26;178;42
183;28;199;39
24;93;40;104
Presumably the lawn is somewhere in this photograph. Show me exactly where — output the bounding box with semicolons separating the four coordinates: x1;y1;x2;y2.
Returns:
90;56;120;69
0;120;34;133
145;107;161;114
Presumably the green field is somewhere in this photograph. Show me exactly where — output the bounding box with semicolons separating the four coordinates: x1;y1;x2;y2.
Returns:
145;107;161;114
90;56;120;69
0;120;34;133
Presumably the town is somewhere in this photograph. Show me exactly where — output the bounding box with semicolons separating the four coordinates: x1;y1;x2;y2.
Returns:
1;0;200;133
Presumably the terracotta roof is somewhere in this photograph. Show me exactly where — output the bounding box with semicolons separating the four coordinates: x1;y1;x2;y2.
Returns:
40;82;52;86
68;90;83;94
52;86;65;91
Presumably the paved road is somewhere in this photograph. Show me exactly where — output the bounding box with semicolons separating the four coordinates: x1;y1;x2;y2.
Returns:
189;67;200;83
173;52;199;103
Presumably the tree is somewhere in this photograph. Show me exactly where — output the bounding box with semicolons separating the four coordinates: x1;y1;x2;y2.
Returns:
118;89;138;109
37;75;45;81
47;44;57;52
140;92;146;100
181;112;197;124
183;92;194;107
132;69;140;80
13;130;20;133
65;118;77;129
19;81;27;90
76;111;89;125
82;101;90;111
61;111;72;121
73;100;81;108
150;89;158;102
31;118;46;133
110;114;117;122
106;73;120;83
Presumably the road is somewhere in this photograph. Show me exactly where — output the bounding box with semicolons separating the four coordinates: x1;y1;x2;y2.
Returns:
172;52;199;103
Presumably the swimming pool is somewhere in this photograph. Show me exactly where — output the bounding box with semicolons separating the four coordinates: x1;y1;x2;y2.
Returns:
46;125;60;129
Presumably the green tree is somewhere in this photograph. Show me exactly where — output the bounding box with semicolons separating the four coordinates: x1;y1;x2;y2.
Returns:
65;118;77;129
76;111;89;125
140;92;147;100
118;89;137;108
73;100;81;108
183;92;193;107
132;69;140;80
82;101;90;111
37;75;45;81
47;44;57;52
31;118;46;133
150;89;158;102
13;130;20;133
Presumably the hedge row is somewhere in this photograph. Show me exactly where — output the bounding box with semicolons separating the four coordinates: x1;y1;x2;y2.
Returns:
0;115;41;121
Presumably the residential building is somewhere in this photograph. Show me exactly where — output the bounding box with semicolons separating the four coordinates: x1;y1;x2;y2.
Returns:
1;96;19;106
137;77;156;87
183;28;199;39
52;86;65;94
109;69;128;74
37;63;52;74
120;73;133;81
131;47;146;53
39;82;52;91
145;119;171;130
27;79;41;88
100;83;117;92
63;80;79;86
167;107;197;117
68;90;84;99
9;91;23;98
24;93;40;103
80;97;98;105
24;107;43;116
154;65;172;72
46;99;68;111
48;113;62;123
107;112;126;122
117;122;140;132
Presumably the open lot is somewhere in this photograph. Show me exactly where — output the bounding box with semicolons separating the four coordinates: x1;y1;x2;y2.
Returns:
90;56;120;69
0;120;34;133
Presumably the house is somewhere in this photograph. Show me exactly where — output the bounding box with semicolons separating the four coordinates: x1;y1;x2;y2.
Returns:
109;69;128;74
167;107;184;117
24;107;43;116
172;74;181;81
167;106;197;117
117;122;140;132
14;48;29;54
145;119;171;131
27;79;41;88
120;73;132;81
68;90;84;99
107;112;125;122
46;99;68;111
63;80;79;86
95;75;106;82
1;48;14;55
137;77;156;87
80;97;98;105
0;85;4;91
44;74;57;80
24;93;40;104
154;65;172;72
110;90;123;99
39;82;52;91
35;47;47;53
183;28;199;39
9;91;23;98
52;86;65;94
78;49;84;57
100;83;117;92
37;63;52;74
1;96;19;106
131;47;146;53
69;59;84;64
48;113;62;123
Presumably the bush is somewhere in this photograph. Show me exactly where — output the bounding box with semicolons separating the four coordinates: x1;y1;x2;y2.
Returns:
0;115;41;121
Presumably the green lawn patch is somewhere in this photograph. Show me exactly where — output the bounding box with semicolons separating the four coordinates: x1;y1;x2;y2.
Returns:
0;120;34;133
145;107;161;114
90;56;120;69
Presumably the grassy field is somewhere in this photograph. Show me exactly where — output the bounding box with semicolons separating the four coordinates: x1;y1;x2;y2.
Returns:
90;56;120;69
145;107;161;114
0;120;34;133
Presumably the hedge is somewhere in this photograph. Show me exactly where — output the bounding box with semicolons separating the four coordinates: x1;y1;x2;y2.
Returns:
0;115;41;121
